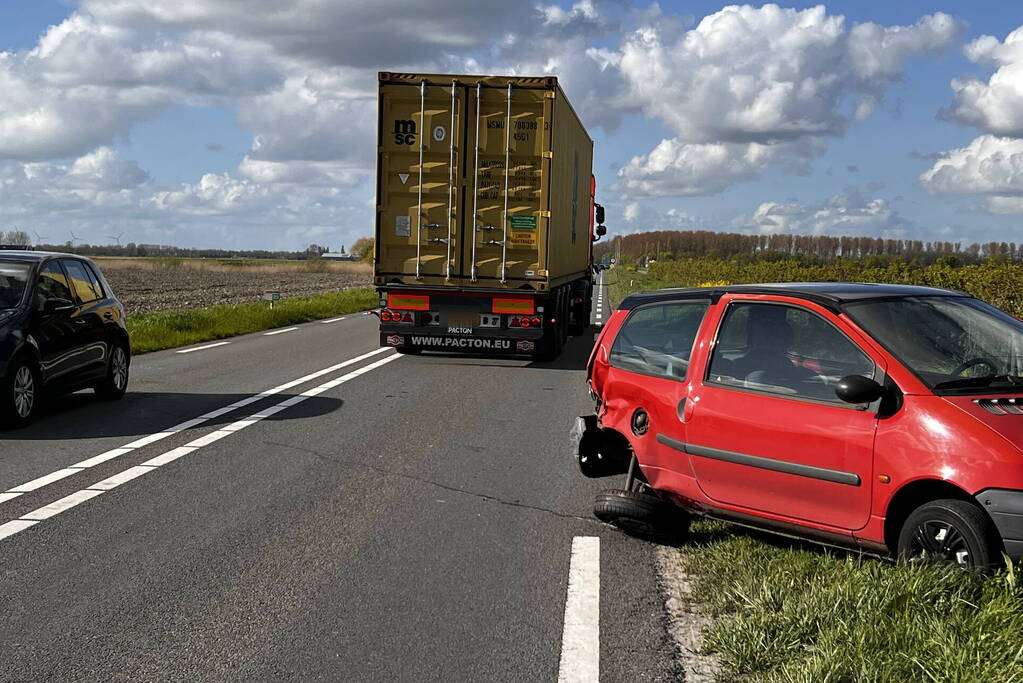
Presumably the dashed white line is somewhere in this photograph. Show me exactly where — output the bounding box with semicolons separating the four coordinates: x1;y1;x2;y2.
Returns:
0;347;393;506
264;327;298;336
558;536;600;683
319;316;348;324
176;341;230;354
0;352;401;543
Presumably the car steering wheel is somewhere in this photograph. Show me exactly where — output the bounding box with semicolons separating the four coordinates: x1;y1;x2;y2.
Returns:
950;357;999;377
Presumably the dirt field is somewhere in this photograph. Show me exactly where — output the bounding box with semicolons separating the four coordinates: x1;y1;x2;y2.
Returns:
97;259;373;315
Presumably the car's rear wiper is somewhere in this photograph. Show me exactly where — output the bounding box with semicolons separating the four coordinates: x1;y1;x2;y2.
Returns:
933;374;1023;391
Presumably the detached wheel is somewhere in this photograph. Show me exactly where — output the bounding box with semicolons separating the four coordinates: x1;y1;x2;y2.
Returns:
594;489;690;545
1;358;40;428
897;499;1000;570
94;342;130;400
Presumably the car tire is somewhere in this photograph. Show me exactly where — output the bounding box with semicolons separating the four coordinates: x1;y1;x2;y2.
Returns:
1;357;40;429
94;342;130;400
594;488;690;545
897;499;1000;570
396;347;422;355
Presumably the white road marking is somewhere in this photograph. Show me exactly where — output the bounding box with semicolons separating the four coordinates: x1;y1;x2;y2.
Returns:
0;352;401;543
264;327;298;336
177;341;230;354
558;536;600;683
0;347;392;505
319;316;347;324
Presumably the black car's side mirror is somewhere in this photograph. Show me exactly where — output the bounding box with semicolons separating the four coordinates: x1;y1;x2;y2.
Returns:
594;204;605;225
595;225;607;237
835;375;884;404
43;297;75;314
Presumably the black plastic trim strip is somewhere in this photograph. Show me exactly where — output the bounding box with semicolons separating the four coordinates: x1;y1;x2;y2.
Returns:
655;434;861;486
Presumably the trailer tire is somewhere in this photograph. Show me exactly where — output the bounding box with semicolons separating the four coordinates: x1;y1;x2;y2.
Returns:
594;489;690;545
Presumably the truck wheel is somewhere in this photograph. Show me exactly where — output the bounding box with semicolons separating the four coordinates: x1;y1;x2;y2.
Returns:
594;489;690;545
897;499;1000;570
1;357;40;429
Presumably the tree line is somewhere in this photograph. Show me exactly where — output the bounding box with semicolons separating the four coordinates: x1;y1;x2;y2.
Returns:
595;230;1023;265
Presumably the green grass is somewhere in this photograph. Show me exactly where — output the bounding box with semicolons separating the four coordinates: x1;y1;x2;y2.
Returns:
682;521;1023;682
127;288;377;354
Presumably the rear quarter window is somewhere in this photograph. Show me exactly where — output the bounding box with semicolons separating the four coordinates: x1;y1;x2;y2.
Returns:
610;301;709;381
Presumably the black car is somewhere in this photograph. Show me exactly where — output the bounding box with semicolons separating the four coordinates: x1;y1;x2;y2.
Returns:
0;250;130;427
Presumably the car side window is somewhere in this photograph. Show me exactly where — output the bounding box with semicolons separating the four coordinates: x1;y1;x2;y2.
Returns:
610;301;709;381
61;259;103;303
35;262;74;309
708;302;875;401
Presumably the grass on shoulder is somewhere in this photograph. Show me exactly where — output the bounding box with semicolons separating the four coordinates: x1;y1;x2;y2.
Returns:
682;520;1023;682
127;288;377;354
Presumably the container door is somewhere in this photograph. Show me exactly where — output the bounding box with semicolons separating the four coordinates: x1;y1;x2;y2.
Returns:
378;81;466;284
464;84;551;286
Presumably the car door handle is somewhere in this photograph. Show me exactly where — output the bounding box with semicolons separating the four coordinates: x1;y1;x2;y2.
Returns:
74;319;88;325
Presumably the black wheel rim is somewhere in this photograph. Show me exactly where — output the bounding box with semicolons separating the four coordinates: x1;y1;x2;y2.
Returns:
111;347;128;390
907;520;972;567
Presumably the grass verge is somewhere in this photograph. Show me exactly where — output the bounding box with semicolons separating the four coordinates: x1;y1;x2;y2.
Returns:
682;520;1023;682
127;288;377;354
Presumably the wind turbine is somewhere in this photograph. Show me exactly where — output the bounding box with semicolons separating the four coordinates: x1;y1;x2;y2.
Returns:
32;230;48;245
107;232;123;246
68;231;81;248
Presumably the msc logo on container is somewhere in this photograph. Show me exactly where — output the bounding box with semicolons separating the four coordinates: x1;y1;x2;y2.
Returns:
393;120;416;145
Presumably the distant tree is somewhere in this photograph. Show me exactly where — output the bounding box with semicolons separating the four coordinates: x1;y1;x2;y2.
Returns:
2;230;30;246
351;236;375;263
306;243;327;259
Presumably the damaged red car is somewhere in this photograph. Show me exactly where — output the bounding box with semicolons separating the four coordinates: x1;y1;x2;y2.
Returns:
574;283;1023;568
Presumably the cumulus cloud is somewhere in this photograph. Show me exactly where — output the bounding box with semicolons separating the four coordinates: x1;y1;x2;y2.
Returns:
919;135;1023;213
736;189;911;236
942;27;1023;136
614;5;960;197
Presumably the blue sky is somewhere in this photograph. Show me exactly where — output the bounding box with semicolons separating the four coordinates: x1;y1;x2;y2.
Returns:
1;1;1022;250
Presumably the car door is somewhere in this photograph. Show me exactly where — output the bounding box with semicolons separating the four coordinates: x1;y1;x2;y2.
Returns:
60;258;109;378
29;260;82;384
682;296;883;530
599;299;711;494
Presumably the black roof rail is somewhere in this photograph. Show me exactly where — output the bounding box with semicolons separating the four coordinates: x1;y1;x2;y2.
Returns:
0;245;34;251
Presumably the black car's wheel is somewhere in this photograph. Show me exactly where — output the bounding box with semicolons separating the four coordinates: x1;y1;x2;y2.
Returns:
897;499;1000;569
94;342;130;400
594;488;690;545
1;357;40;428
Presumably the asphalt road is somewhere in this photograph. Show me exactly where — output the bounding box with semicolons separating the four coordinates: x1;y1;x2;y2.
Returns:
0;275;684;681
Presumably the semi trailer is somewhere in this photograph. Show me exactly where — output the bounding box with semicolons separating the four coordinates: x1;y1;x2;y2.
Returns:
374;72;606;359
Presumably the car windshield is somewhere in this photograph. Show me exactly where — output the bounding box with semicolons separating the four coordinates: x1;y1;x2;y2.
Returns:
0;261;31;310
845;296;1023;393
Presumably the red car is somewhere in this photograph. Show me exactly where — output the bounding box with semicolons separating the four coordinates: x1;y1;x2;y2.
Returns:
574;283;1023;568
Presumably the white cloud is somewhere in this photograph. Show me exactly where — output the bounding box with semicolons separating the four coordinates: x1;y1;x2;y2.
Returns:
942;27;1023;136
612;5;960;197
918;135;1023;213
736;190;910;236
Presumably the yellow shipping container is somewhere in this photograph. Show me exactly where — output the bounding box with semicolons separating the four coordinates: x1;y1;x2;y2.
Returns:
374;72;594;292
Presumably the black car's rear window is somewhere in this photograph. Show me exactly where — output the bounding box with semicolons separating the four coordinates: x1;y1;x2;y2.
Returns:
0;261;32;309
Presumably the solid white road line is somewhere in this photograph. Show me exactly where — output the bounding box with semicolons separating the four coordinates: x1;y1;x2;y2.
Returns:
264;327;298;336
558;536;600;683
319;316;347;324
0;347;393;505
177;341;231;354
0;352;401;543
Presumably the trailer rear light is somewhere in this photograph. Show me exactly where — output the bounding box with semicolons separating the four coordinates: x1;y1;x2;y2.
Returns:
531;316;542;327
388;293;429;310
493;298;535;315
509;317;521;328
381;310;392;321
422;312;432;324
520;317;531;328
401;312;413;323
